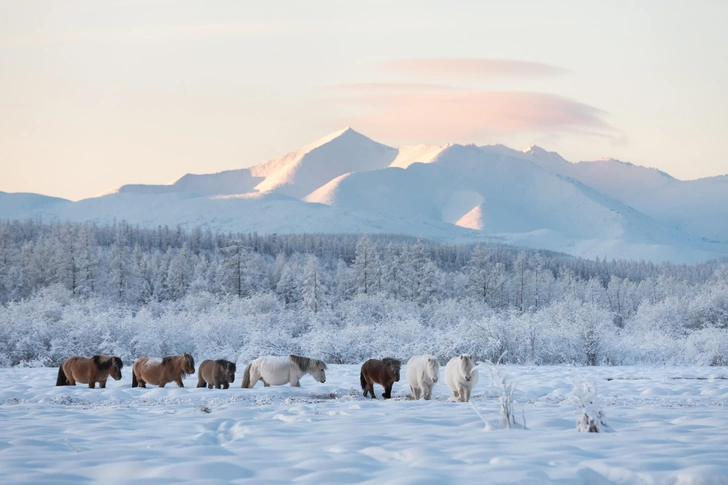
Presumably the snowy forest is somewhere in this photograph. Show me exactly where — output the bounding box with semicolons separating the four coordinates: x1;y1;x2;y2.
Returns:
0;219;726;367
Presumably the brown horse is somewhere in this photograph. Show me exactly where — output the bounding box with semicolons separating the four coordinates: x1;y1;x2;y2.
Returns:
197;359;236;389
56;355;123;388
132;353;195;388
360;358;401;399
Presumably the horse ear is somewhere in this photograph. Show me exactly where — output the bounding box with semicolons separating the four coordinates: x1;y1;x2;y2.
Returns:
460;355;464;360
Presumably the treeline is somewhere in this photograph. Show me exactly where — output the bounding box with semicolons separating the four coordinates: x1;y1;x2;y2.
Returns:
0;219;720;313
0;219;726;367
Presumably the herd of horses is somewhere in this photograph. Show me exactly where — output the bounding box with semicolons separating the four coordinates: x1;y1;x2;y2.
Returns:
55;353;480;402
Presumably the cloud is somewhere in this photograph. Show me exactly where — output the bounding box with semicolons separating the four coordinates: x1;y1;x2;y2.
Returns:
329;82;455;93
378;58;568;80
332;87;617;142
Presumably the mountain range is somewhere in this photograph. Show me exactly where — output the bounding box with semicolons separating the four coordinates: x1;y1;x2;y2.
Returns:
2;127;727;263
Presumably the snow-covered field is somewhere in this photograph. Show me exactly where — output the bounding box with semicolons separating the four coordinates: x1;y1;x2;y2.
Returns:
1;365;727;484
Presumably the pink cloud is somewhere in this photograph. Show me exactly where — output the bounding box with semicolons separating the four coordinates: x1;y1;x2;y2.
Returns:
329;82;455;93
333;88;615;141
378;58;568;80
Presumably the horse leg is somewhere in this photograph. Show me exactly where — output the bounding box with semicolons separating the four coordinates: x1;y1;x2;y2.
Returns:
208;383;213;389
383;383;392;399
99;379;107;389
424;384;433;401
88;381;96;389
367;379;375;399
464;386;472;402
248;366;263;388
223;382;229;390
458;384;467;402
290;376;300;387
138;379;147;388
175;378;184;388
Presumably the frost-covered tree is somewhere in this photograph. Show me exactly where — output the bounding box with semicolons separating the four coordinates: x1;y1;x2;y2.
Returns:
353;235;375;295
301;254;326;312
216;242;249;298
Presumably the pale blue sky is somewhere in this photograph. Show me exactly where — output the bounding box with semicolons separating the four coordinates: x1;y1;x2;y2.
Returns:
1;0;727;200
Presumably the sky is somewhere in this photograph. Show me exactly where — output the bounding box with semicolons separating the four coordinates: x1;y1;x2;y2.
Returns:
1;0;727;201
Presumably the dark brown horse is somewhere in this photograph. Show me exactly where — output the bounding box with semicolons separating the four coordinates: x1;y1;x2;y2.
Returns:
56;355;123;388
132;353;195;388
360;358;401;399
197;359;236;389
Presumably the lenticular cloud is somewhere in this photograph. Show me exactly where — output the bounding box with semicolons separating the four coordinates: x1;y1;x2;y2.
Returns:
342;89;613;140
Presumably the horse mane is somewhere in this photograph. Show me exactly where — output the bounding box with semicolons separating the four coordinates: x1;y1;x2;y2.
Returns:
460;354;474;371
382;358;401;368
289;354;310;371
113;356;124;369
162;354;195;376
216;359;236;372
92;355;114;371
289;354;327;371
184;353;195;370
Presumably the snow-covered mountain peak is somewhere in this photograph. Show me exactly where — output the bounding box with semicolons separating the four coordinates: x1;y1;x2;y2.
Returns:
297;127;368;153
389;143;452;169
250;127;397;198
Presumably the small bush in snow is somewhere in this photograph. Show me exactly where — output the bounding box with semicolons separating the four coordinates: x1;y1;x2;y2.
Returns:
572;376;608;433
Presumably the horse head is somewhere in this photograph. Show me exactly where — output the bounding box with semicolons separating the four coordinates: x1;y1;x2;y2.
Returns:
385;358;402;382
311;359;327;383
93;355;123;381
459;354;474;381
110;356;124;381
224;361;236;383
426;356;439;383
183;353;196;375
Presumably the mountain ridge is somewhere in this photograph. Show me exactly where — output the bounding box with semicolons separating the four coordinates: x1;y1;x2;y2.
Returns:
1;128;727;263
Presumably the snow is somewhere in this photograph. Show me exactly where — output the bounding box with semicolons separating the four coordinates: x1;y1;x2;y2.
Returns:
2;365;727;483
455;205;485;230
250;127;398;198
388;143;451;169
524;149;728;246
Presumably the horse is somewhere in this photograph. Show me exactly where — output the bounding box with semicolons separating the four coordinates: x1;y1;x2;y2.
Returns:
241;355;327;388
360;358;401;399
131;353;195;388
56;355;123;388
444;354;479;402
197;359;236;389
406;354;439;400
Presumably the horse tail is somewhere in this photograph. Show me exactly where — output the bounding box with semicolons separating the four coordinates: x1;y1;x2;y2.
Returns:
241;363;252;388
360;371;367;391
56;365;68;386
131;370;138;388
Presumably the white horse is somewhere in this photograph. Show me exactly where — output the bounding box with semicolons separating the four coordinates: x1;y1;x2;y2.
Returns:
444;354;479;402
406;354;440;400
241;355;327;388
